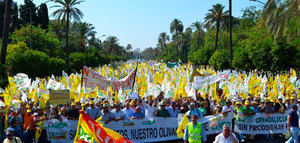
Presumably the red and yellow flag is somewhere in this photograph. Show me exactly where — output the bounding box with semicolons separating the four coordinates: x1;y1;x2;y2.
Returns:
74;111;132;143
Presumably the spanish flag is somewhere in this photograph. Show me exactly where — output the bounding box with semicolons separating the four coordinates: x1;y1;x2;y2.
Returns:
74;111;132;143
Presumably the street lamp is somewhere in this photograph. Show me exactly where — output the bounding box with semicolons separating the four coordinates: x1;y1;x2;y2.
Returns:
229;0;233;70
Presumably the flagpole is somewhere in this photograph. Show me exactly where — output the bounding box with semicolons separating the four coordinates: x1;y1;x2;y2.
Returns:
81;66;84;88
131;61;139;92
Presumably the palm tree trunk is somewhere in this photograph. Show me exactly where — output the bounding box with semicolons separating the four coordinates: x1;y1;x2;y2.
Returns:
1;0;12;66
164;43;168;54
109;45;113;55
66;10;70;73
214;21;220;51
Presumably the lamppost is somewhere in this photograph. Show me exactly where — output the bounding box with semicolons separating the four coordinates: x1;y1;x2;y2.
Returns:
229;0;233;70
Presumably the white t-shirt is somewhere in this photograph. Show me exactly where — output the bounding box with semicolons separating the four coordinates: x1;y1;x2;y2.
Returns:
166;107;179;117
213;133;239;143
145;104;156;118
222;105;234;117
122;108;134;120
112;109;124;119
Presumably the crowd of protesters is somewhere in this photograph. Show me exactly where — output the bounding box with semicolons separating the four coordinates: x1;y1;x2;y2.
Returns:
1;90;299;143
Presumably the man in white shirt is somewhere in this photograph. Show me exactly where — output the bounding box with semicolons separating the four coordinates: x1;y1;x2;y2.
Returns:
111;104;124;122
145;100;156;119
122;101;134;120
166;102;179;117
222;100;234;117
214;124;238;143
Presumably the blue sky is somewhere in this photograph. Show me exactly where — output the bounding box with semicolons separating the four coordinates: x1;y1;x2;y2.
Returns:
15;0;267;50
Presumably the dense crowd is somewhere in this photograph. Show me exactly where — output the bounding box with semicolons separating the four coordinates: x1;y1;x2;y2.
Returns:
1;89;299;143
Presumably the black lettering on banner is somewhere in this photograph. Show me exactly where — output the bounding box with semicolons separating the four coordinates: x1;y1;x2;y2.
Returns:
159;128;163;138
69;129;76;140
154;128;158;138
238;123;247;130
203;123;209;131
149;128;153;138
142;128;146;139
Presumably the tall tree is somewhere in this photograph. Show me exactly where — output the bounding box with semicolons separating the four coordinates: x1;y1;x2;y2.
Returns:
105;36;119;55
37;3;49;29
19;0;38;26
51;0;84;73
0;1;19;38
178;28;192;64
126;44;132;51
170;19;184;57
158;32;170;54
1;0;12;65
191;21;205;49
204;4;229;51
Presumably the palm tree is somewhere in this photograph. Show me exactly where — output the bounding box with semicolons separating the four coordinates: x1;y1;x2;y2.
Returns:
158;32;170;54
204;4;229;51
126;44;132;52
178;28;192;64
170;19;184;56
105;36;119;55
191;21;205;49
51;0;84;73
72;22;96;52
265;0;299;42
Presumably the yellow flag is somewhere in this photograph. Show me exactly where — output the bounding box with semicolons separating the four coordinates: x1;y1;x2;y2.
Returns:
176;113;189;138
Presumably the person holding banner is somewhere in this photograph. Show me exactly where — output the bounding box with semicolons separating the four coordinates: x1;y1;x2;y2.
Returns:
222;100;234;117
85;100;101;120
286;105;299;143
187;103;203;119
213;124;238;143
184;115;207;143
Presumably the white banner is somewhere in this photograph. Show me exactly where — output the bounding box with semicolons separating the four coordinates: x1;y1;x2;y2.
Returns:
104;117;178;143
44;113;298;142
234;112;288;134
82;66;137;91
194;70;230;90
178;113;233;135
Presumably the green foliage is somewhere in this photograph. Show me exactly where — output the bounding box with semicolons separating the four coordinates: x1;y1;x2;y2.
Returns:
6;42;29;66
5;42;65;77
232;47;254;71
49;58;66;76
189;47;214;66
69;52;86;72
10;25;62;58
270;41;296;72
12;49;51;77
209;49;230;70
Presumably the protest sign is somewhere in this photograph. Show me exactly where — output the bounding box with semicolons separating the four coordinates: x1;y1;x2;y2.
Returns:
82;66;137;91
234;112;288;134
166;61;179;68
194;70;230;90
49;90;69;104
45;119;78;143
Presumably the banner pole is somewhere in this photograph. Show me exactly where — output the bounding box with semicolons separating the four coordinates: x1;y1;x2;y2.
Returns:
81;66;84;88
131;61;139;92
